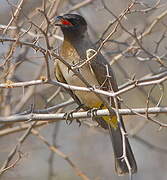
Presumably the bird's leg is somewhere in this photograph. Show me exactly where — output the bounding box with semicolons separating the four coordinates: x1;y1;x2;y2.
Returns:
63;104;85;125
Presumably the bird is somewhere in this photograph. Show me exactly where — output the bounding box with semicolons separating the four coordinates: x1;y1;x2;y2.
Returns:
54;13;137;175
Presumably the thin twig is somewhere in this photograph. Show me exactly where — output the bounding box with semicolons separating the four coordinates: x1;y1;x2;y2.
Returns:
32;129;90;180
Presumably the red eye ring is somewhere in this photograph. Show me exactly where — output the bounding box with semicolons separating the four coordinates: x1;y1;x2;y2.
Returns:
61;19;72;26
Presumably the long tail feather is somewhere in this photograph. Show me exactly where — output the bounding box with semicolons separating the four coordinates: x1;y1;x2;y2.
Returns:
94;116;137;175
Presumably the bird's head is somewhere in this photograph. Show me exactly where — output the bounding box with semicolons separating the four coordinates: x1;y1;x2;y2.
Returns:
54;14;87;41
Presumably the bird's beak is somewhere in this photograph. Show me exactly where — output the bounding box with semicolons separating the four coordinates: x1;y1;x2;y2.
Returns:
54;16;63;26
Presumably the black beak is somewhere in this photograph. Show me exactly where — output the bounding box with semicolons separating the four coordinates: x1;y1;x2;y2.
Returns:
54;16;63;26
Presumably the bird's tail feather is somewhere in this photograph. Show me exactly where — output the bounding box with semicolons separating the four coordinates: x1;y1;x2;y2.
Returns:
94;116;137;175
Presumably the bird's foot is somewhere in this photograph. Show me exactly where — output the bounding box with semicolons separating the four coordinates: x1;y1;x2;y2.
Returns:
63;112;73;125
64;104;84;125
87;107;101;118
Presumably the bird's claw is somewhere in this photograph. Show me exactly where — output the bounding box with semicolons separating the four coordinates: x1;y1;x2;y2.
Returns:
63;112;73;125
87;107;100;117
63;104;84;125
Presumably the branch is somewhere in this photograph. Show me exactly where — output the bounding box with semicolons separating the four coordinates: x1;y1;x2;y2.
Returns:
0;107;167;127
1;70;167;98
32;129;90;180
3;0;25;34
0;122;36;175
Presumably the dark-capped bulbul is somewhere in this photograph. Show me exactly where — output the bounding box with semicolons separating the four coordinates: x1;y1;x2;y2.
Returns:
54;14;137;175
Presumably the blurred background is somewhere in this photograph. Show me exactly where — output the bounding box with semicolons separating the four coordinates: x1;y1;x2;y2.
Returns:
0;0;167;179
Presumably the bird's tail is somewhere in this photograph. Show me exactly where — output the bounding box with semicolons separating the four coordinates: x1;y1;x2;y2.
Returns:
95;115;137;175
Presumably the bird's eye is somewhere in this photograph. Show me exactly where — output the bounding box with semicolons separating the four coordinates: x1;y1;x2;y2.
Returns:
61;19;73;26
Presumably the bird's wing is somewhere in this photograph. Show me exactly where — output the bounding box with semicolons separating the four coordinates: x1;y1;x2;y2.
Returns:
91;53;118;92
73;36;118;92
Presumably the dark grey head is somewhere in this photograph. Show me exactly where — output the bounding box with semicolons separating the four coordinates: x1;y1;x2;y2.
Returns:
55;14;87;41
